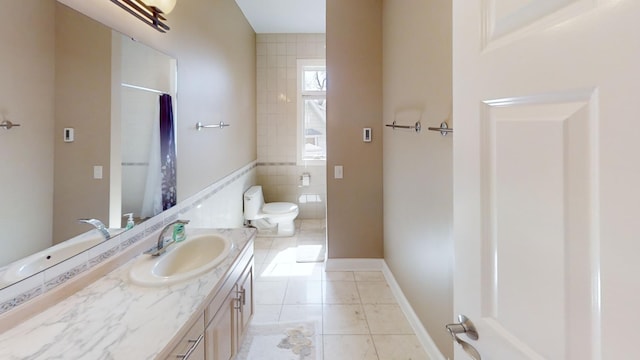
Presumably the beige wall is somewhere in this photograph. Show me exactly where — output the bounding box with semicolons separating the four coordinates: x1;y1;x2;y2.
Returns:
0;0;55;265
382;0;453;357
60;0;257;201
326;0;383;258
53;3;112;244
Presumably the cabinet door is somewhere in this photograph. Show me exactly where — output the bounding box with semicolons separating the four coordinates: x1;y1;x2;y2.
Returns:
205;286;237;360
183;337;205;360
237;264;253;344
166;315;205;360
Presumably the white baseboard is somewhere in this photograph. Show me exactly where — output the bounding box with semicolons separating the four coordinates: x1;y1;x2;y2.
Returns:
324;258;385;271
324;258;446;360
381;262;447;360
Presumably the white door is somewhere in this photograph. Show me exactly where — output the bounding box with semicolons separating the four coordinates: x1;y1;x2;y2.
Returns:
453;1;640;359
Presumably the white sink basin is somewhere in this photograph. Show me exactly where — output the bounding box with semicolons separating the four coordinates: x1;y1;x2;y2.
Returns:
0;229;119;287
129;232;233;287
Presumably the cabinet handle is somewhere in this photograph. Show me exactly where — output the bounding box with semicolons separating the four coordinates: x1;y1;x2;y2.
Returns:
235;288;246;312
240;287;246;306
176;334;203;359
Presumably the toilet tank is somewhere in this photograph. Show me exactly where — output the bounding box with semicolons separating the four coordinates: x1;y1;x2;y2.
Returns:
243;186;265;220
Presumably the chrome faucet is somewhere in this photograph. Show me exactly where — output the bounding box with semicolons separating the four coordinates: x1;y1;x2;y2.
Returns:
146;219;190;256
78;218;110;240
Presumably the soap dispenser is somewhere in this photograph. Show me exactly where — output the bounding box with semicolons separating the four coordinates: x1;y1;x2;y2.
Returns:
123;213;135;230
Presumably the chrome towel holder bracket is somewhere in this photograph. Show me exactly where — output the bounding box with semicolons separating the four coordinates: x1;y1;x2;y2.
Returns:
195;121;230;131
385;120;454;136
385;120;422;133
427;121;453;136
0;119;21;130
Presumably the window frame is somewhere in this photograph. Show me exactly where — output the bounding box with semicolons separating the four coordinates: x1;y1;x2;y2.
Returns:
296;59;327;166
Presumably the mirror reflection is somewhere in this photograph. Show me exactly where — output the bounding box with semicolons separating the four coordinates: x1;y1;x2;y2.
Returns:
0;1;177;286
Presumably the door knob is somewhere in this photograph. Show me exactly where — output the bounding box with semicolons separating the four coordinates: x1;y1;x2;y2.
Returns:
446;315;481;360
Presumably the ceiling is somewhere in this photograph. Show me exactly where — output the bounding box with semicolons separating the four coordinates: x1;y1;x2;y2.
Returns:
234;0;326;33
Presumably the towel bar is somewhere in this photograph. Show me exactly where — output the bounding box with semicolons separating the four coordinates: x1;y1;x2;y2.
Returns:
196;121;230;131
385;120;421;133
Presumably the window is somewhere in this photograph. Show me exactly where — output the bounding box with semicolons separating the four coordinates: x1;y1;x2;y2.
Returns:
297;59;326;165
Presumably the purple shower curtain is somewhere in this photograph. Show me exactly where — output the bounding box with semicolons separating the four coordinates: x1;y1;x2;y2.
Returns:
159;94;177;210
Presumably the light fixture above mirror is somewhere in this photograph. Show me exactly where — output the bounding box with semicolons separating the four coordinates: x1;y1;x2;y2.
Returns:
145;0;177;14
110;0;177;33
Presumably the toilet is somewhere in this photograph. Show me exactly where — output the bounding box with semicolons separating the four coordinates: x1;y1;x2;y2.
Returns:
243;185;299;237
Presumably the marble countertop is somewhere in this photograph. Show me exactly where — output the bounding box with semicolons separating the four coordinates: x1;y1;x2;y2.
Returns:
0;228;255;360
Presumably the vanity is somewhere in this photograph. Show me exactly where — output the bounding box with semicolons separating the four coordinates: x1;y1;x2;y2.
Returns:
169;244;253;360
165;230;255;360
0;227;256;360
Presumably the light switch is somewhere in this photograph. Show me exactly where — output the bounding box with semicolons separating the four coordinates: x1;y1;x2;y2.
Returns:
363;128;372;142
93;166;103;179
334;165;343;179
63;128;74;142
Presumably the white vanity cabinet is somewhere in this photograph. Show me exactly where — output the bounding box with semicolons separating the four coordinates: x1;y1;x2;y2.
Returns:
204;260;254;360
163;238;254;360
167;315;206;360
236;263;253;342
205;286;236;360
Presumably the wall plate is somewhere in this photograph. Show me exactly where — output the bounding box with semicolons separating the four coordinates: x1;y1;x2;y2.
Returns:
64;128;74;142
363;128;372;142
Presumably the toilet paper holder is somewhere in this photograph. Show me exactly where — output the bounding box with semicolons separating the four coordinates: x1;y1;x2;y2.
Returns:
300;172;311;187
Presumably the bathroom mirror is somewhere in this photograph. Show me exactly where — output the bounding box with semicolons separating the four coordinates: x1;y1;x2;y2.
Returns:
0;0;177;288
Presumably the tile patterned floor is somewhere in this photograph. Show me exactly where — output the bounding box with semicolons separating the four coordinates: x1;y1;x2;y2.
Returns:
245;220;431;360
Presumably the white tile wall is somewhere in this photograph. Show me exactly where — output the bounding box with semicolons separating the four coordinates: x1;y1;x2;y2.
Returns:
256;34;326;219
